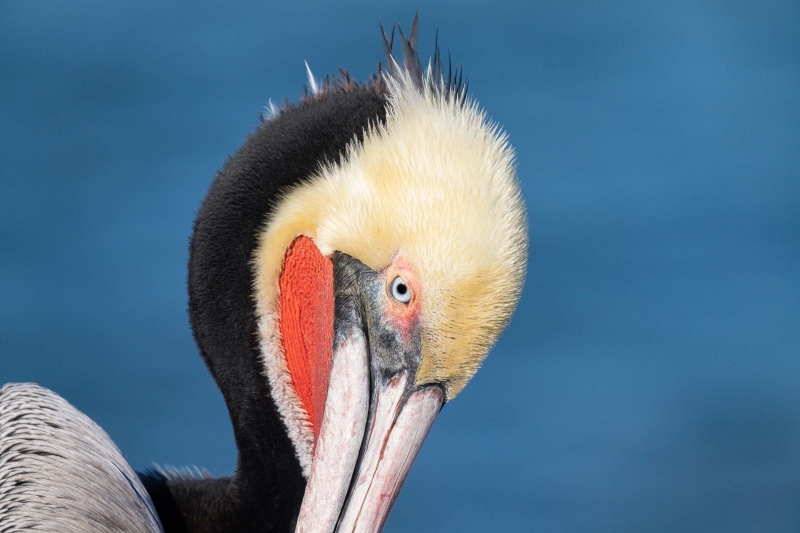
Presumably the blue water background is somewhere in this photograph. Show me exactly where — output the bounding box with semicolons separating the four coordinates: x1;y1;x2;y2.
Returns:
2;2;799;531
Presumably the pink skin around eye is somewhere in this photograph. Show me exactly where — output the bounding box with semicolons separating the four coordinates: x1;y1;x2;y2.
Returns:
382;253;421;341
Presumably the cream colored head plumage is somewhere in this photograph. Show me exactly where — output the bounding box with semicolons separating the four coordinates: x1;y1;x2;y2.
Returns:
254;64;527;399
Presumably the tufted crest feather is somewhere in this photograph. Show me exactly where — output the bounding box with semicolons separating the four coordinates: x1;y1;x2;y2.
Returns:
264;15;466;122
380;13;467;100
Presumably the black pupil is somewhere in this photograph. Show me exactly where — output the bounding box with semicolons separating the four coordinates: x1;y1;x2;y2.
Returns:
396;283;407;295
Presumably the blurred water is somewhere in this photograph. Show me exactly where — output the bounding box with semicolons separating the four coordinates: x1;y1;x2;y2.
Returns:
1;2;799;531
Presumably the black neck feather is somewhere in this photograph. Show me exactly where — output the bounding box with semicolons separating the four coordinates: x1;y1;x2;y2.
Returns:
142;84;388;533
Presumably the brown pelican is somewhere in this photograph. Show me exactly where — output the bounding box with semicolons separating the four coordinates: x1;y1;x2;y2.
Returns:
0;17;527;533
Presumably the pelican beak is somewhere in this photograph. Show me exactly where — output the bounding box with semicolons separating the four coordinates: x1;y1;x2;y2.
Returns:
295;252;444;533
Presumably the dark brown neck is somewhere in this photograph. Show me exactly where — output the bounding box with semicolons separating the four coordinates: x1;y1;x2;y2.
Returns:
141;469;304;533
141;475;238;533
176;81;390;533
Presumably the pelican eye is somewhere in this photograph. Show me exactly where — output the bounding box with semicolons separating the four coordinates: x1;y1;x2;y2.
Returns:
390;276;411;304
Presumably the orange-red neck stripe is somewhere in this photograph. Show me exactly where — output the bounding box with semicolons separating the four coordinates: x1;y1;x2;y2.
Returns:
278;236;333;445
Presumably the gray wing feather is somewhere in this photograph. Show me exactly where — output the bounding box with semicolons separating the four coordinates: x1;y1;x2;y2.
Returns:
0;383;164;533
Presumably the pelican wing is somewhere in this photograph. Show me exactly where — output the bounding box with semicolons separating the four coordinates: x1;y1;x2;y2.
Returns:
0;383;163;533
